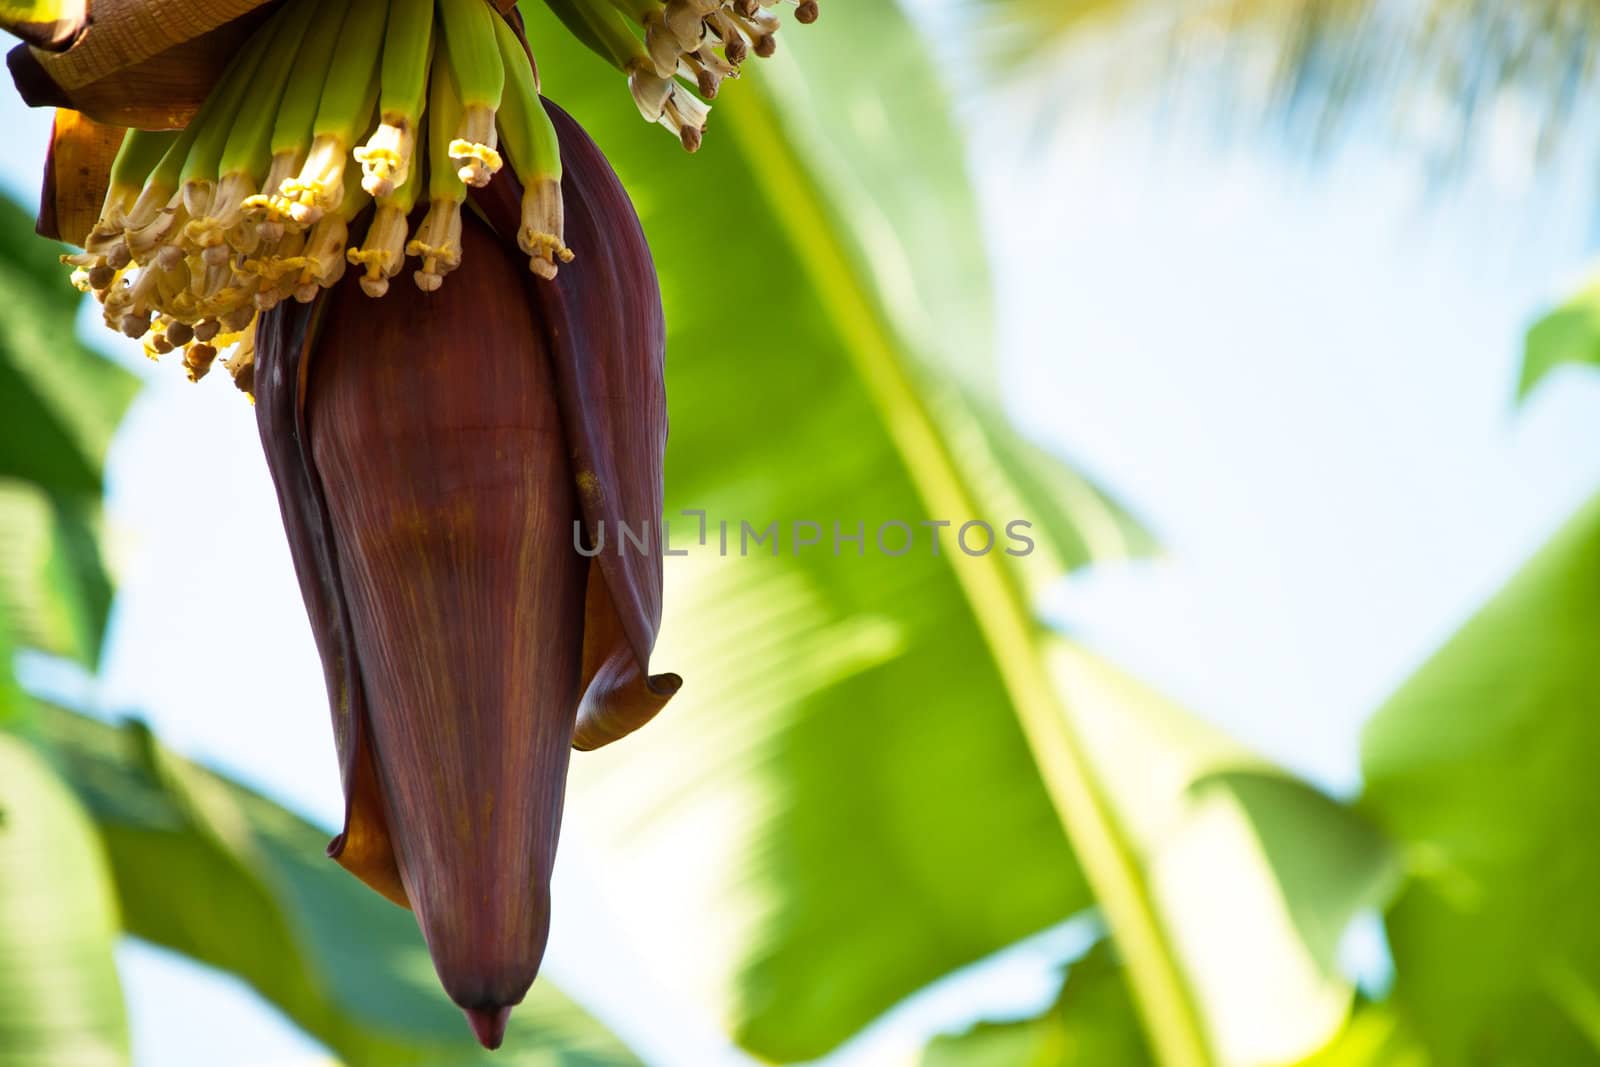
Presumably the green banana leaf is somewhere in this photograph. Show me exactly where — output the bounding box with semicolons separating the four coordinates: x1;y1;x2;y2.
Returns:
920;943;1153;1066
1520;277;1600;401
0;193;134;1065
37;705;639;1067
526;2;1395;1062
1361;488;1600;1063
0;726;129;1067
0;195;137;666
0;616;22;734
0;198;135;500
960;0;1600;176
913;654;1402;1067
0;484;116;671
1046;643;1398;1066
1295;1007;1428;1067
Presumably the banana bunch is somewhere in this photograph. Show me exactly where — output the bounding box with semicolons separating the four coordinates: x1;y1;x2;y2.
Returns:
61;0;818;391
62;0;569;391
544;0;819;151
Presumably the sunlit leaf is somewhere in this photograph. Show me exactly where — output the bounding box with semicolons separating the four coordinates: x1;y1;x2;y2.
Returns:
0;197;137;499
1294;1004;1428;1067
0;616;23;734
920;942;1153;1066
1362;489;1600;1062
0;485;115;666
38;706;638;1067
1048;643;1400;1066
734;4;1157;583
0;731;128;1067
1520;278;1600;401
0;194;137;665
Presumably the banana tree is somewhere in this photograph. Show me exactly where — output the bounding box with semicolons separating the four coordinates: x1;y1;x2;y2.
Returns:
5;0;1574;1065
0;176;642;1063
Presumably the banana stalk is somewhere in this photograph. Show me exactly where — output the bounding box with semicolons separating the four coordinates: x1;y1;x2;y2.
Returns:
537;0;620;65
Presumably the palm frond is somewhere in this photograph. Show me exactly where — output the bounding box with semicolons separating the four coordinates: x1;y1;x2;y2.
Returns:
950;0;1600;176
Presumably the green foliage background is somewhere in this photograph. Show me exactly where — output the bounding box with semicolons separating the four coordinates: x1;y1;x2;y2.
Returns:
0;0;1597;1065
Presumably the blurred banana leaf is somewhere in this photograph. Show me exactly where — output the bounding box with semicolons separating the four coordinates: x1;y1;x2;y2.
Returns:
0;195;137;666
1520;277;1600;401
920;942;1152;1066
0;197;134;497
1361;489;1600;1063
0;190;132;1067
529;2;1395;1062
528;1;1139;1059
911;651;1402;1067
530;1;1139;1058
959;0;1600;177
1295;1006;1427;1067
0;725;129;1067
0;485;116;671
757;7;1154;583
0;616;22;734
37;705;639;1067
1046;644;1397;1066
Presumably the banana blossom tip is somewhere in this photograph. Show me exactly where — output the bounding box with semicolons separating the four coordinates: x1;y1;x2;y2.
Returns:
255;99;675;1041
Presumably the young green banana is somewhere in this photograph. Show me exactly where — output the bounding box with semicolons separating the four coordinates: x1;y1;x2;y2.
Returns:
408;53;467;291
295;161;372;302
247;225;307;311
436;0;503;187
491;14;570;279
537;0;620;69
245;0;350;238
176;16;273;222
204;0;323;250
553;0;708;149
283;0;387;224
120;121;205;259
355;0;434;197
565;0;653;75
592;0;675;77
349;117;424;298
81;128;180;265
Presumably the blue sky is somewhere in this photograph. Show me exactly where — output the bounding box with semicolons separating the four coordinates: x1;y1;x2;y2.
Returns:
3;18;1600;1067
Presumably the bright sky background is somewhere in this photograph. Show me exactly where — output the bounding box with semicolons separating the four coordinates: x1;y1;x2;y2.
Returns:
4;11;1600;1066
